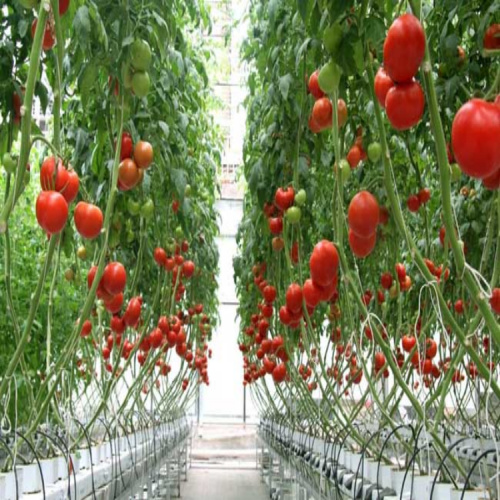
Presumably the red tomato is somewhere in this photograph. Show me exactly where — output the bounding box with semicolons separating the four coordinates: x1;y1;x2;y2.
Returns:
272;363;287;383
182;260;195;278
348;229;376;258
348;191;379;238
425;339;437;359
303;278;323;308
374;352;386;371
308;70;324;100
80;319;92;338
347;145;361;169
62;170;79;204
418;188;431;204
308;114;322;134
374;67;395;108
263;285;277;303
451;99;500;179
309;240;339;288
407;194;421;212
274;187;295;211
120;132;133;161
380;272;393;290
31;19;55;51
402;335;416;353
483;168;500;190
383;14;425;83
337;98;348;128
111;316;126;334
36;191;68;234
490;288;500;314
483;24;500;50
285;283;303;313
40;157;69;192
59;0;70;15
312;97;333;128
134;141;154;169
385;80;425;130
104;292;124;314
102;262;127;296
149;328;163;349
268;217;283;235
74;202;103;239
154;247;168;267
118;159;141;190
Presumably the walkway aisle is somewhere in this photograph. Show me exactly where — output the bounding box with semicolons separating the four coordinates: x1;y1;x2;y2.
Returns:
181;468;268;500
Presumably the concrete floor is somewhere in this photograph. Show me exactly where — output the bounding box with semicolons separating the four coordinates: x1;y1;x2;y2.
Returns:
181;468;268;500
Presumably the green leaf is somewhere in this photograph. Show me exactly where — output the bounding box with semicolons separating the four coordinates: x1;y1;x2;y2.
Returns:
297;0;309;22
278;74;293;100
73;6;91;48
158;121;170;139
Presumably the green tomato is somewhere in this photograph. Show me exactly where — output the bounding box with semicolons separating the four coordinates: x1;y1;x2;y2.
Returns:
126;230;135;243
323;23;343;56
450;163;462;183
340;159;351;182
295;189;307;207
175;226;184;240
367;142;382;163
128;199;141;216
132;71;150;98
185;184;192;197
2;153;17;174
122;63;133;89
141;199;155;219
130;40;152;72
286;206;301;224
77;246;87;260
318;61;341;94
64;268;75;282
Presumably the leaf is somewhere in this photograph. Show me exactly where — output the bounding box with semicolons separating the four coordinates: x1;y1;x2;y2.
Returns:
297;0;309;22
122;35;134;47
158;121;170;139
73;6;91;48
278;74;293;100
35;81;48;114
295;38;311;71
170;168;187;199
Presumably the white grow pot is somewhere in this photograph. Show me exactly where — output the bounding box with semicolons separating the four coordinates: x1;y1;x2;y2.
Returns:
431;482;453;500
20;463;42;493
1;468;22;500
56;456;68;481
451;486;491;500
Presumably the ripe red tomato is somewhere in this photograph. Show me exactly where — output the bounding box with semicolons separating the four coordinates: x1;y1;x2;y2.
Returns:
308;114;322;133
111;316;126;334
62;170;79;204
40;157;69;192
274;187;295;211
380;272;393;290
383;14;425;83
80;319;92;338
402;335;416;353
31;19;55;51
308;70;324;99
134;141;154;169
36;191;68;234
149;328;163;349
312;97;333;129
104;292;124;314
120;132;133;160
348;229;376;258
74;202;103;239
374;67;395;108
490;288;500;314
418;187;431;204
454;299;464;314
303;278;323;308
263;285;277;303
309;240;339;288
59;0;70;15
268;217;283;235
272;363;287;383
154;247;168;267
451;99;500;179
374;352;386;371
407;194;421;212
483;169;500;190
483;24;500;49
385;80;425;130
395;263;406;282
118;159;141;190
102;262;127;296
425;339;437;359
285;283;303;313
347;145;361;169
182;260;195;278
348;191;379;238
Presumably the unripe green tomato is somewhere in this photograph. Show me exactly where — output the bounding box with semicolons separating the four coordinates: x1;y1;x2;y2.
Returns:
295;189;307;207
175;226;183;240
126;230;135;243
128;199;141;216
323;23;343;56
367;142;382;163
318;61;341;94
64;268;75;282
389;284;398;299
77;246;87;260
185;184;192;197
2;153;17;174
141;199;155;219
286;206;301;224
166;242;176;254
132;71;150;98
450;163;462;183
340;159;351;182
130;39;152;72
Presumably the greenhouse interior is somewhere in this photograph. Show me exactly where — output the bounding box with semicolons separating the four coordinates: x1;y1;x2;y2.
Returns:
0;0;499;499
